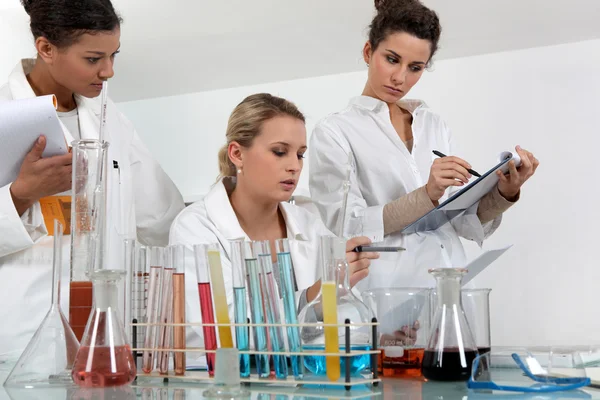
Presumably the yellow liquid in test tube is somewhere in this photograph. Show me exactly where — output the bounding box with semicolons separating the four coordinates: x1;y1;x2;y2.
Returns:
322;281;340;381
207;250;234;348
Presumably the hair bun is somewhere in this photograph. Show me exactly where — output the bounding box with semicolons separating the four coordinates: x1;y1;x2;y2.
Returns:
20;0;34;15
375;0;421;12
374;0;386;11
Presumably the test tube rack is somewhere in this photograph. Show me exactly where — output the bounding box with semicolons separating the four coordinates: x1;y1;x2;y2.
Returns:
130;318;381;391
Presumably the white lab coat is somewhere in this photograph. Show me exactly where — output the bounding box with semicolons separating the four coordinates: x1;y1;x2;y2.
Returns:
0;59;185;354
168;177;332;354
309;96;501;291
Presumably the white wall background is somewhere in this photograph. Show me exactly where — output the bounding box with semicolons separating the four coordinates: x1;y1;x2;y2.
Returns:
119;38;600;347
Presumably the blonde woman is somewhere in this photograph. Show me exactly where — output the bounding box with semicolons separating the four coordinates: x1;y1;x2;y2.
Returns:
169;93;378;350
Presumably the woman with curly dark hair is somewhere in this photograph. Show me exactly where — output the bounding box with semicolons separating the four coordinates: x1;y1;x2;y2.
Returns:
309;0;538;295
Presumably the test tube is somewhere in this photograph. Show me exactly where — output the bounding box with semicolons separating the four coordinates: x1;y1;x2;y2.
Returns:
142;247;164;373
242;242;270;378
136;247;148;352
194;244;217;376
255;241;288;379
230;240;251;378
321;236;341;382
275;239;304;379
172;245;186;376
206;244;234;348
124;239;136;342
158;247;175;375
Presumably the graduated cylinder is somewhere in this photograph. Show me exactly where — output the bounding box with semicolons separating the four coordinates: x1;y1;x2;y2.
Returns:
69;139;109;341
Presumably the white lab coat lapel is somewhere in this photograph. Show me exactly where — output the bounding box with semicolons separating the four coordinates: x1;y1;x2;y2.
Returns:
204;179;249;258
350;96;422;191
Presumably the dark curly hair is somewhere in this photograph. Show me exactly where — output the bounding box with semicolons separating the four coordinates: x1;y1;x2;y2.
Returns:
21;0;122;48
369;0;442;65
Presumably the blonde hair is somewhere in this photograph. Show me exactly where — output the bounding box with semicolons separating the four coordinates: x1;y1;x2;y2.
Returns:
217;93;305;178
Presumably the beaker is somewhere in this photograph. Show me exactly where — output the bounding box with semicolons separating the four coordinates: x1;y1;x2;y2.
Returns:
297;236;372;378
70;140;109;341
362;288;430;378
422;268;478;381
72;269;136;387
462;289;491;355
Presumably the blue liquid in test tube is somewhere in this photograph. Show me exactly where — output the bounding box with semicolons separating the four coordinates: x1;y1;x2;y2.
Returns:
230;240;251;378
243;243;270;378
275;239;304;379
256;240;288;380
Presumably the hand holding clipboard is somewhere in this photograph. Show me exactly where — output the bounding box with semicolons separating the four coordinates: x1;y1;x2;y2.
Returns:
403;148;527;234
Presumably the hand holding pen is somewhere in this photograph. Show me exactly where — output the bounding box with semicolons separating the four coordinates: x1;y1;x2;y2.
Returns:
426;150;479;203
345;237;380;288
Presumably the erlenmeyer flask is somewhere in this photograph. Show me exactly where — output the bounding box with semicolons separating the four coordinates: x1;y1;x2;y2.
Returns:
70;140;109;341
4;220;80;387
72;270;136;387
422;268;478;381
297;236;372;377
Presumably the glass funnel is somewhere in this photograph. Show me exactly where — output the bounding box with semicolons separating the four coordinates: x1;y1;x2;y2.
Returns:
69;140;109;341
422;268;478;381
72;270;136;387
4;220;80;387
297;236;372;377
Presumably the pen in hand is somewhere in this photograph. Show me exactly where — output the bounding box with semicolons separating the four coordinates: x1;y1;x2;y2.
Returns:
432;150;481;178
353;246;406;253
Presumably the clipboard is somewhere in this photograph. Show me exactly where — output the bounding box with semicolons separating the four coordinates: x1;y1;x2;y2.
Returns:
402;151;522;234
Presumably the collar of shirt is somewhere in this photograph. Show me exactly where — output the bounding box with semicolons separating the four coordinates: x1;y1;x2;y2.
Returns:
205;177;309;242
348;95;427;116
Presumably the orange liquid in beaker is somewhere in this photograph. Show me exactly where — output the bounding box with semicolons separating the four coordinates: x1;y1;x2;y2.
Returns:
379;347;425;378
72;345;136;387
69;281;93;341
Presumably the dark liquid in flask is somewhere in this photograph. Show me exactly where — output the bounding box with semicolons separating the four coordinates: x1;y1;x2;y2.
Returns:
478;347;491;355
422;348;478;381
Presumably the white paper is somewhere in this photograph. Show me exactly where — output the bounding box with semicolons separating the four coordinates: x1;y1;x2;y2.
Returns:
462;245;513;286
0;95;68;187
376;245;512;334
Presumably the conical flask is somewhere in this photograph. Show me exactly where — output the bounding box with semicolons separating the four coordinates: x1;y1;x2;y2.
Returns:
71;270;136;387
4;220;80;387
422;268;478;381
297;236;372;377
69;140;109;341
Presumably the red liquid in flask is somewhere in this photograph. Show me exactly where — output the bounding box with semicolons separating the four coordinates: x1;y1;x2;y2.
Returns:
72;345;136;387
198;282;217;376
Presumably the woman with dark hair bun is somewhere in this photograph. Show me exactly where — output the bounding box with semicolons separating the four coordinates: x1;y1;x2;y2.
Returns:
0;0;184;352
309;0;539;297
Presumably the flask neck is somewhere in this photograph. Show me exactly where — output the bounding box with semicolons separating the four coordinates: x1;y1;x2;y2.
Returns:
435;275;462;308
91;270;125;312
